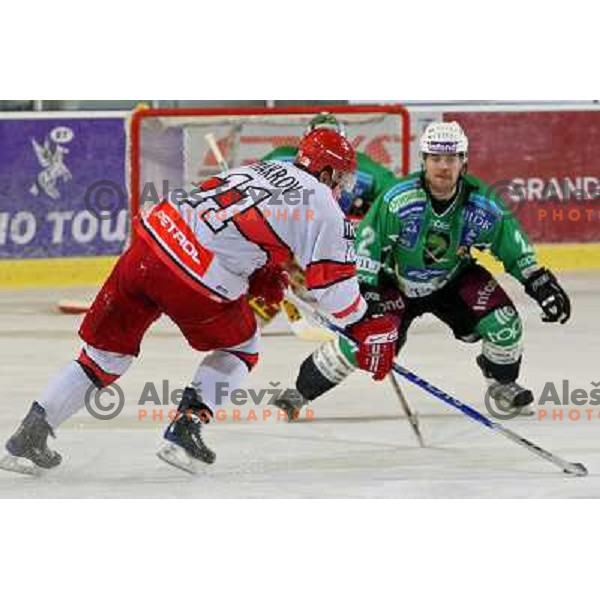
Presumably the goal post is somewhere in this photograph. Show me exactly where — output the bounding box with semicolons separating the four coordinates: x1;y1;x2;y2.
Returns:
128;103;411;217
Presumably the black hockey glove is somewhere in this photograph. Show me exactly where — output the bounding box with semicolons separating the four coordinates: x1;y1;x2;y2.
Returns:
360;283;405;317
524;268;571;324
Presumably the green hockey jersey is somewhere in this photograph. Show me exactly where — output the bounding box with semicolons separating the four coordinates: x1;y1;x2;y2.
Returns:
355;172;538;297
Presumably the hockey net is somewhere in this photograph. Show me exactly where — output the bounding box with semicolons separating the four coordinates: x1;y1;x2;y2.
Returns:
128;104;411;216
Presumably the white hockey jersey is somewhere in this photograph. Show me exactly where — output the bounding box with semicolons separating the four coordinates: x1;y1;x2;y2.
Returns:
137;161;367;327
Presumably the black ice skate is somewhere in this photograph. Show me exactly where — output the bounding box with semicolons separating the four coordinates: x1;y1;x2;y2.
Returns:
477;355;534;415
0;402;62;476
485;380;535;417
273;388;310;422
157;387;216;474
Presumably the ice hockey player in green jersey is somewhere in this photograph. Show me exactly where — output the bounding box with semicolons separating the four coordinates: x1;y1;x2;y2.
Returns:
275;121;572;418
261;112;397;218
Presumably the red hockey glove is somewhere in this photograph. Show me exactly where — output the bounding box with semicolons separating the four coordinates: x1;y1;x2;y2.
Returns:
346;314;400;381
248;263;290;306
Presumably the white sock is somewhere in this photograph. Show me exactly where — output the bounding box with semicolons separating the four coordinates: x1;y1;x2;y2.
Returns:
192;351;251;414
38;361;96;429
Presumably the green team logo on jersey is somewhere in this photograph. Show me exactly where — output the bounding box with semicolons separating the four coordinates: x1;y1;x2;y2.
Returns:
389;189;422;214
423;230;451;265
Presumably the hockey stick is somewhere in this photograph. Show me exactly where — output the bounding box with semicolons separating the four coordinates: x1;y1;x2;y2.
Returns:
286;291;588;477
204;132;229;172
388;372;425;447
280;298;335;342
57;300;90;314
204;133;333;342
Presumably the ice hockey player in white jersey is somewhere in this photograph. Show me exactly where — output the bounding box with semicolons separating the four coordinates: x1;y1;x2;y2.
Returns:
1;128;400;475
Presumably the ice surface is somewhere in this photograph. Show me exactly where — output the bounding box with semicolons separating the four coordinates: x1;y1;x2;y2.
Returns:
0;272;598;498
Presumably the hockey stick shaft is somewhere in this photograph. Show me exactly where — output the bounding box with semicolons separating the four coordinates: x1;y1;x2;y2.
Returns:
388;372;425;447
286;291;587;477
204;133;229;172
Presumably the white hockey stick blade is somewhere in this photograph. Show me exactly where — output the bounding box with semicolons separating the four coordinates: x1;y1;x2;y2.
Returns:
0;453;41;476
281;299;335;341
156;442;211;475
57;299;91;315
289;321;335;342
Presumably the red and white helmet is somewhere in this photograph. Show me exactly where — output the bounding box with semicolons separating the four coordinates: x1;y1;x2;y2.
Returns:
296;128;357;177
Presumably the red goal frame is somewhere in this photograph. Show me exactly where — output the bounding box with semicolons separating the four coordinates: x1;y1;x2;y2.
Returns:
129;103;411;217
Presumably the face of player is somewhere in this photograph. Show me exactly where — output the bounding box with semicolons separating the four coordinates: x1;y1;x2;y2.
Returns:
424;154;465;200
319;169;356;202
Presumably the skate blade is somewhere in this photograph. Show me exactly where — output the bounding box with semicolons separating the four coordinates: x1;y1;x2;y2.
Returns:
0;453;41;476
156;442;211;475
486;406;535;418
